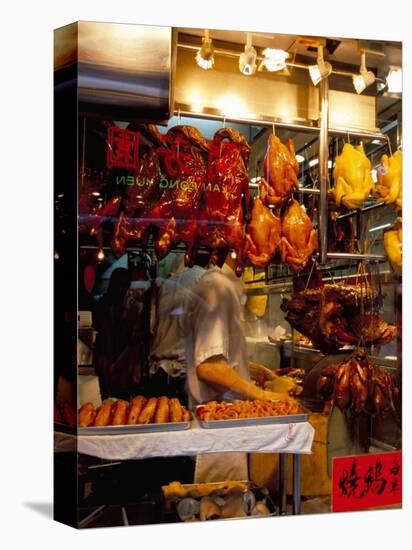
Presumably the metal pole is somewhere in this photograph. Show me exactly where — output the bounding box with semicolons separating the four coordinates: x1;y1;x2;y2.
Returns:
292;454;302;515
279;454;287;515
319;77;329;264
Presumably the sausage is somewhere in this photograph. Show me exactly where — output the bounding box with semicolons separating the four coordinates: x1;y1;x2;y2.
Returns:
111;400;129;425
155;396;170;424
127;396;147;424
169;398;183;423
78;402;96;427
137;397;158;424
94;400;113;426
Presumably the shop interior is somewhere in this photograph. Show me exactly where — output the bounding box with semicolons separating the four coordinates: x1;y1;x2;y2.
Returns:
54;23;402;527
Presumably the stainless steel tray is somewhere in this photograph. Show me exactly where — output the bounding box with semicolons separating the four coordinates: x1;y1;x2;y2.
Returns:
78;419;192;436
195;407;308;429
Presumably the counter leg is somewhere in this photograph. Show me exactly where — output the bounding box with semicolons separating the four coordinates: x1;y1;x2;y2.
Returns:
292;454;301;515
279;453;287;515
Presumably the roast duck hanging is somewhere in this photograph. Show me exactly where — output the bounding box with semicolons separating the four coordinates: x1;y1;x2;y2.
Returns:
262;134;299;206
197;127;252;274
332;143;375;210
243;181;281;268
317;349;399;417
279;200;318;272
281;280;397;354
112;125;209;262
375;150;402;210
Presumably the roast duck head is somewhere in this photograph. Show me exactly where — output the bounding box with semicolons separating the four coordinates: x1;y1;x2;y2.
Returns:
316;348;399;417
262;134;299;207
332;143;375;211
281;283;397;354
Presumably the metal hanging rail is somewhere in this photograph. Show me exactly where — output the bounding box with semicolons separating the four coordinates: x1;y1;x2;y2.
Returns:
173;107;388;142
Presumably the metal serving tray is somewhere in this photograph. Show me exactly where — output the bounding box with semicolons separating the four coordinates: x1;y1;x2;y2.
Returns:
195;407;308;429
78;418;192;436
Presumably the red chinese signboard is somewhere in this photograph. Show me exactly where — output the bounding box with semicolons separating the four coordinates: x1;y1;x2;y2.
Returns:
332;451;402;512
107;127;140;170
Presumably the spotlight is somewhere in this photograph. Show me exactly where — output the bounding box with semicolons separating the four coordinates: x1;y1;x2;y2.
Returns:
309;46;332;85
239;33;257;76
195;30;214;70
259;48;289;72
353;52;375;94
386;67;402;93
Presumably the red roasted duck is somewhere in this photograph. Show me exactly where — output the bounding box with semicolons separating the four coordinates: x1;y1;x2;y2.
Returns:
198;127;251;275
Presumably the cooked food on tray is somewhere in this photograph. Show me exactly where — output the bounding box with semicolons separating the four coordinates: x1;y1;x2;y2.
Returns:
162;481;275;521
54;400;76;427
196;398;303;421
78;396;191;427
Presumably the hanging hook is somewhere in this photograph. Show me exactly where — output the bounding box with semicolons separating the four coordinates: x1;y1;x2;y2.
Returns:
177;108;181;124
347;131;350;144
272;120;276;135
223;115;226;128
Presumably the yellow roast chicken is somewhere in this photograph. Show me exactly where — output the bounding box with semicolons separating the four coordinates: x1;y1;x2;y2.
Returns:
243;268;268;318
376;150;402;210
384;219;402;275
333;143;375;210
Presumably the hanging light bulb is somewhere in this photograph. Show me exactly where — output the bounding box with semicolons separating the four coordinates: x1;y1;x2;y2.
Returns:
97;248;105;261
239;33;257;76
386;67;402;93
259;48;289;72
309;46;332;85
353;51;375;94
195;29;214;70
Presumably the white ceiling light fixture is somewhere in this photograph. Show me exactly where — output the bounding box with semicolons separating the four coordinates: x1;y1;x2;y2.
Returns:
195;29;214;70
353;51;375;94
309;158;319;167
295;154;305;163
239;33;257;76
309;46;332;86
259;48;289;72
386;67;402;93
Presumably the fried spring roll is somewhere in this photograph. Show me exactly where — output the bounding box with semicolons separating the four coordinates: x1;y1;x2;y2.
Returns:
137;397;158;424
94;400;113;426
78;402;96;427
169;398;183;423
112;400;129;425
155;396;170;424
127;396;147;424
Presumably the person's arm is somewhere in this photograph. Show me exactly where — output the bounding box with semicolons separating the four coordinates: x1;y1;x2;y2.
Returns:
196;356;291;401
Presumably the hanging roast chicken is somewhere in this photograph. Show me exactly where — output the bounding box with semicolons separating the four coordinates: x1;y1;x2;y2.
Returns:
376;150;402;211
262;134;299;206
281;282;396;354
279;200;318;272
384;218;402;275
243;181;281;268
332;143;375;210
198;127;251;274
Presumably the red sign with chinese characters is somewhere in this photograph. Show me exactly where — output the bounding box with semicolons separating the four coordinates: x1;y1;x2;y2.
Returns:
332;451;402;512
107;127;140;170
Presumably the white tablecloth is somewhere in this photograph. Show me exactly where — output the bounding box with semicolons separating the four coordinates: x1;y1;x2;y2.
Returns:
55;420;314;460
